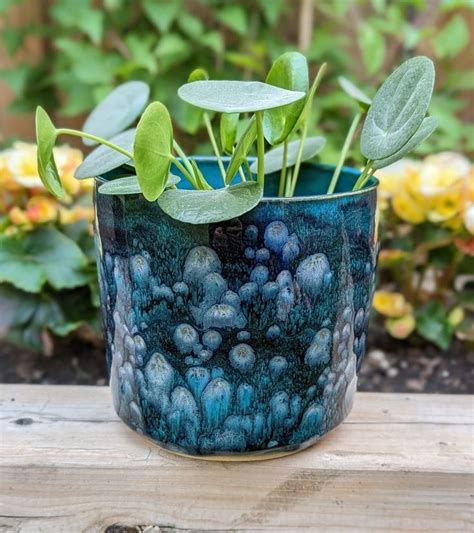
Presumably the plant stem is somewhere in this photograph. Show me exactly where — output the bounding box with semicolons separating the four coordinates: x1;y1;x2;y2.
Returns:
285;168;293;196
238;167;247;182
327;112;362;194
289;120;308;196
353;162;375;191
170;156;199;189
173;140;194;175
255;111;265;189
56;128;133;159
243;158;253;181
203;112;226;185
278;140;288;197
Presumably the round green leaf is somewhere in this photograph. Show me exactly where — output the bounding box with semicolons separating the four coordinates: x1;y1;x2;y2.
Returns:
220;113;239;154
338;76;372;109
177;80;305;113
188;68;209;82
360;56;435;160
158;182;263;224
249;136;326;174
134;102;173;201
372;117;438;169
74;129;135;179
35;106;64;198
263;52;309;145
98;173;180;195
82;81;150;145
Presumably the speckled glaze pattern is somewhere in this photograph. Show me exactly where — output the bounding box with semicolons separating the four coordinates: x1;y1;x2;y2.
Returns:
94;162;378;459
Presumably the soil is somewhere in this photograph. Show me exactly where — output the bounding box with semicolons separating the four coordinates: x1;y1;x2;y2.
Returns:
0;324;472;394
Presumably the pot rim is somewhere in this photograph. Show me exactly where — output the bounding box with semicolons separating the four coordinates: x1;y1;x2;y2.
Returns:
95;157;379;203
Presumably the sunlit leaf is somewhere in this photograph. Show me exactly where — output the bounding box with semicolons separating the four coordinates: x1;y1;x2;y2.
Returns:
249;136;326;174
158;182;263;224
134;102;173;201
177;80;305;113
225;116;257;184
220;113;239;154
82;81;150;145
74;129;135;179
360;56;435;160
35;106;64;198
263;52;309;145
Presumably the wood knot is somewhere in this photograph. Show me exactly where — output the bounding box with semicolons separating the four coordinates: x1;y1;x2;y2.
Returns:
14;417;33;425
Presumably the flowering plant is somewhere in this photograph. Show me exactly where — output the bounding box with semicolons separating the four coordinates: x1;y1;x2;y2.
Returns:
374;152;474;348
0;143;100;353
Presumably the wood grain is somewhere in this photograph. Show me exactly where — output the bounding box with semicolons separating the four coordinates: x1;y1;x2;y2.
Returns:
0;385;472;532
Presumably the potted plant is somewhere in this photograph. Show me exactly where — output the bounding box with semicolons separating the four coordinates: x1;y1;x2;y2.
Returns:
35;54;436;460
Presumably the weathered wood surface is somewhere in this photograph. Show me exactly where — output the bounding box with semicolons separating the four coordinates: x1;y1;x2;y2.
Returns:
0;385;472;532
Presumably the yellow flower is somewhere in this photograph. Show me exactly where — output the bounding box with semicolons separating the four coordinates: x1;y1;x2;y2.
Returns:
385;314;416;339
6;142;43;188
54;145;83;196
418;152;470;197
375;159;420;209
0;149;23;191
426;189;463;223
25;196;58;224
59;205;94;225
373;290;412;318
464;204;474;235
392;192;426;223
9;206;31;226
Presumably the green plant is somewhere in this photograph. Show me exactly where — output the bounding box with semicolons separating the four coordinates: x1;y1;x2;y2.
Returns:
1;1;472;159
35;53;436;225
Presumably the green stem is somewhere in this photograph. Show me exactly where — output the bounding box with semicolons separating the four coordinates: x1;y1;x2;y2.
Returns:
289;120;308;196
353;161;374;191
327;112;362;194
278;140;288;197
56;128;133;159
357;167;375;190
170;156;199;189
203;112;226;185
173;140;194;175
243;158;253;181
238;167;247;182
255;111;265;188
285;168;293;197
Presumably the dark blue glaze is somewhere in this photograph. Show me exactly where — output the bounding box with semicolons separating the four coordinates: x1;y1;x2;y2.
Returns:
95;160;378;458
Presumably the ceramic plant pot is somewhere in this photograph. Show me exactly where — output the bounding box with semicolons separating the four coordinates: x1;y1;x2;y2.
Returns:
95;159;378;460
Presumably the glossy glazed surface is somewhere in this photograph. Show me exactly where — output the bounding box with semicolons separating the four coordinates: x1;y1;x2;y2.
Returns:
95;162;378;458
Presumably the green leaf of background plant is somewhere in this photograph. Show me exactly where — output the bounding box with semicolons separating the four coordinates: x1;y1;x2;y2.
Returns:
216;5;248;36
220;113;240;154
82;81;150;145
360;56;435;160
134;102;173;201
143;0;181;33
180;68;208;134
249;136;326;174
75;128;135;179
98;173;180;195
416;301;454;350
35;106;64;198
0;227;89;293
372;117;438;169
178;80;305;113
225;116;257;184
158;182;263;224
263;52;309;145
433;15;469;58
358;24;385;75
338;76;372;109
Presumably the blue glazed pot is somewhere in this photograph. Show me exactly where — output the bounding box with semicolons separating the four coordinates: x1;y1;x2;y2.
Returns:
95;159;378;460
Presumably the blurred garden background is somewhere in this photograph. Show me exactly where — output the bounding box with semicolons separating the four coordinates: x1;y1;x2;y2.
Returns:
0;0;473;392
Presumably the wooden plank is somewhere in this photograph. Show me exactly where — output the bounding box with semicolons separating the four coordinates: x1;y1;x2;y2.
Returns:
0;385;472;532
